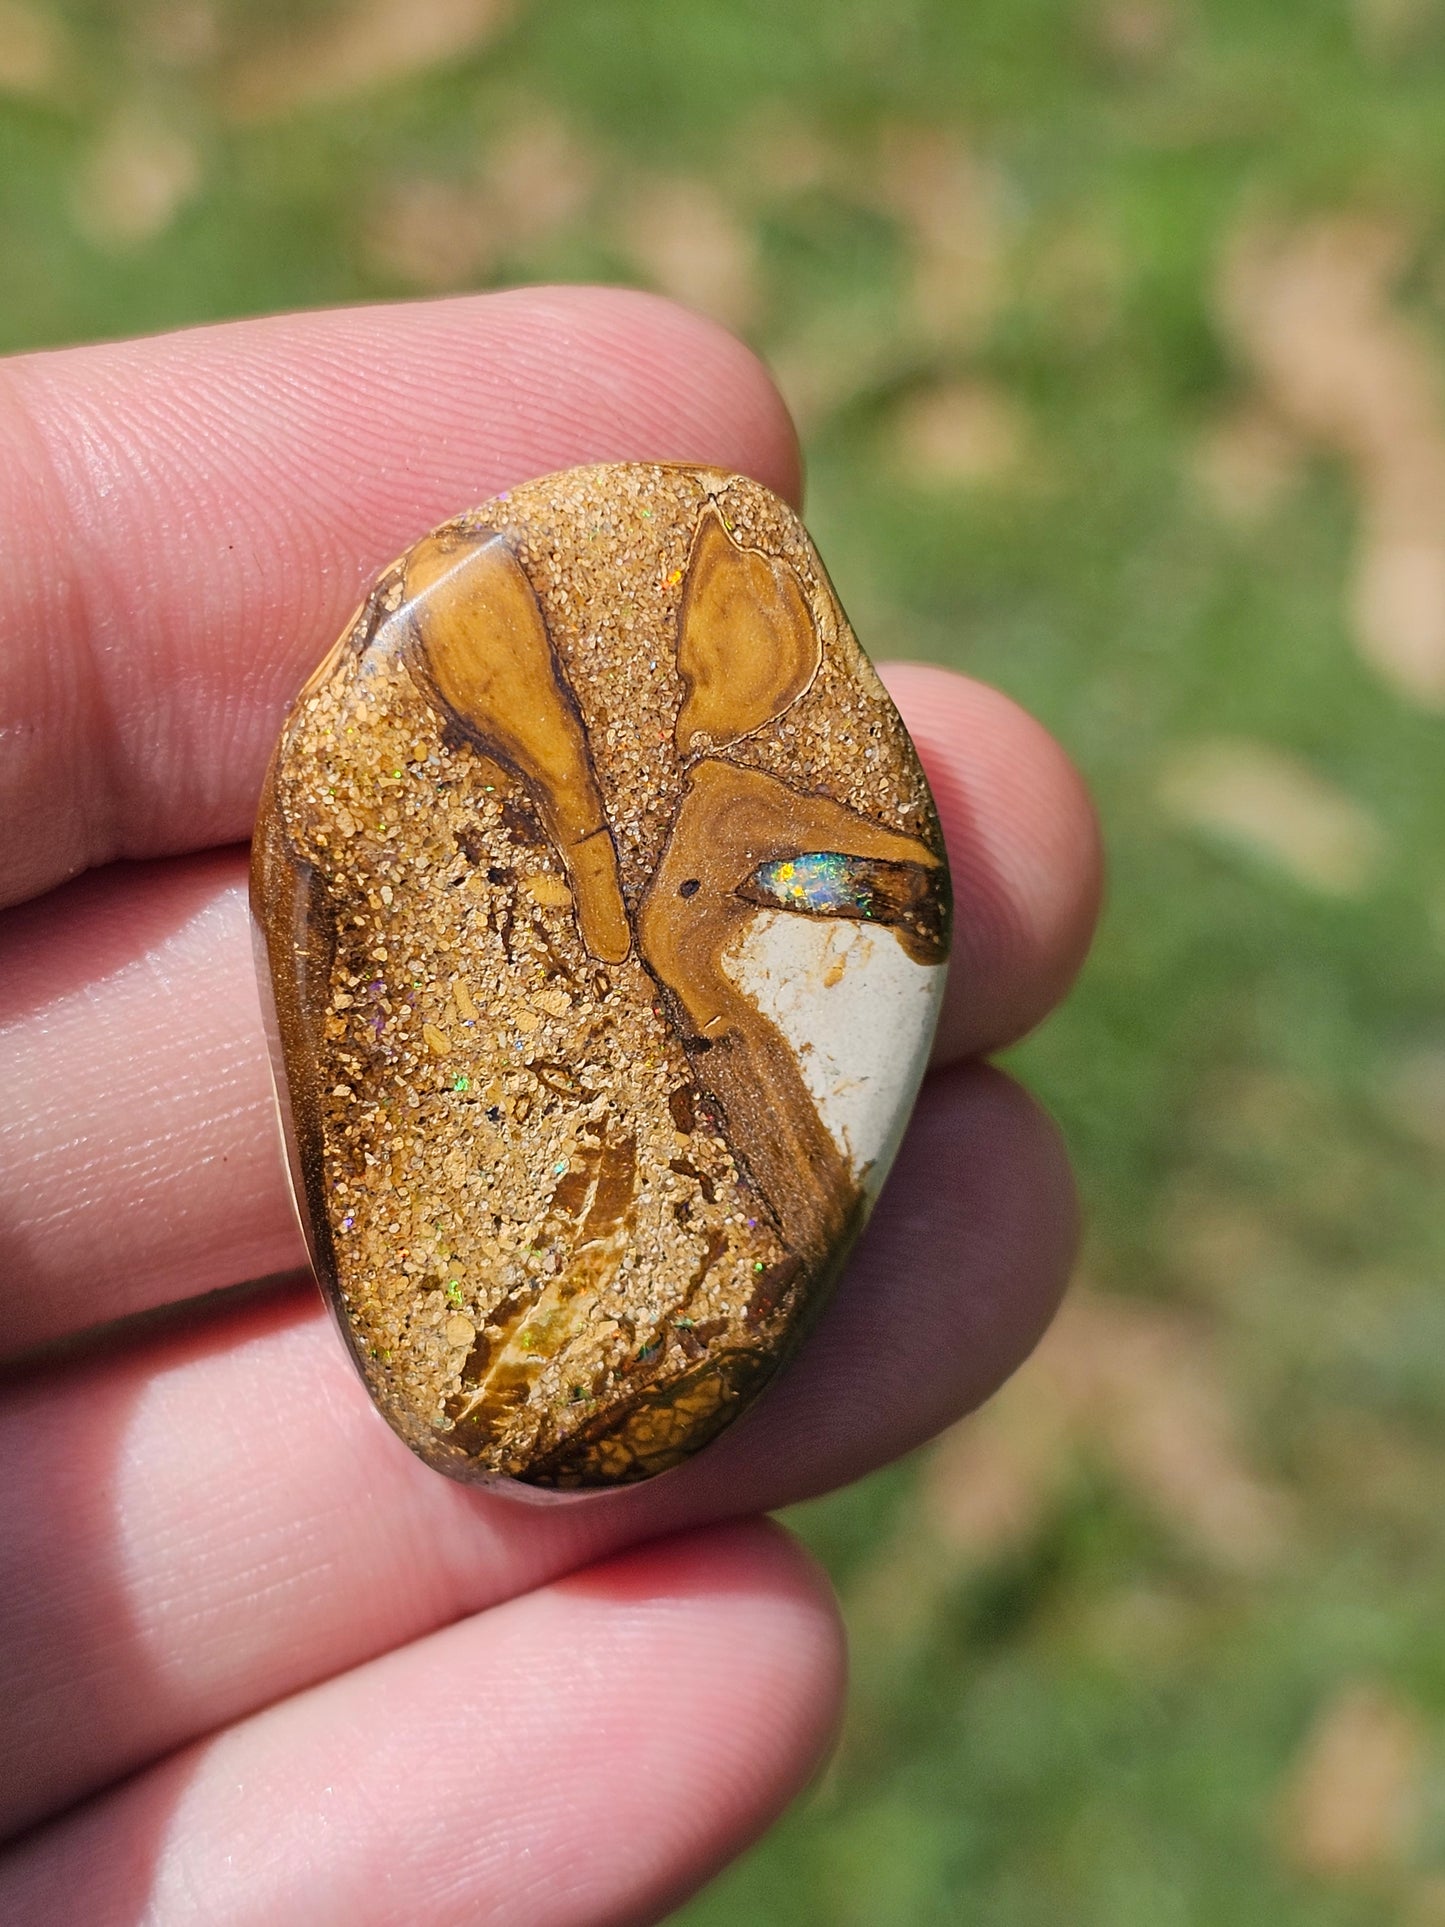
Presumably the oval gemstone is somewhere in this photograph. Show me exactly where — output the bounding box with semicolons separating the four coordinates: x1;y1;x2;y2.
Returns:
252;463;951;1487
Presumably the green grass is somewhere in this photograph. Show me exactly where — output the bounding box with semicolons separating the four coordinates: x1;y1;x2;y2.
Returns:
5;1;1445;1919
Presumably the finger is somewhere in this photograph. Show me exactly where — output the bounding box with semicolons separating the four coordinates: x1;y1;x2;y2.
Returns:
0;853;298;1353
0;1521;843;1927
0;1066;1071;1833
2;665;1096;1351
879;662;1103;1059
0;287;800;909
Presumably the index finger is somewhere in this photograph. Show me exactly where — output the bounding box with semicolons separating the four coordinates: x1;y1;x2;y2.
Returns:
0;286;801;908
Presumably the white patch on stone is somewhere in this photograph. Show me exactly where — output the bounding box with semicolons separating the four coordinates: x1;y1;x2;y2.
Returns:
720;909;946;1198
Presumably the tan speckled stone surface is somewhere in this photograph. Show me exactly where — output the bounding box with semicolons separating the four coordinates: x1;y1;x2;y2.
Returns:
252;463;950;1486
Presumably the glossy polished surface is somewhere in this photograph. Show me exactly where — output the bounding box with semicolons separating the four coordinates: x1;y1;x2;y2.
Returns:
253;463;950;1486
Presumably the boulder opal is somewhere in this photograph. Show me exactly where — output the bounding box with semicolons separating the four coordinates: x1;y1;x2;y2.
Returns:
252;463;951;1487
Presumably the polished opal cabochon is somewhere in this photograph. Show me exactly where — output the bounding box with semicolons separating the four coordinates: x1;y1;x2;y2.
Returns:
252;463;950;1487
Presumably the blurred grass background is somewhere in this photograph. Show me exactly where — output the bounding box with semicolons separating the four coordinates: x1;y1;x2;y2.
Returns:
4;0;1445;1919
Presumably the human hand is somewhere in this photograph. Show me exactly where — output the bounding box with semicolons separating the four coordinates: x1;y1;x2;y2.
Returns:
0;289;1101;1924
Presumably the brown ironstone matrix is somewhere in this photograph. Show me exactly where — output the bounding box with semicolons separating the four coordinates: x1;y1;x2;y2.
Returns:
252;463;951;1487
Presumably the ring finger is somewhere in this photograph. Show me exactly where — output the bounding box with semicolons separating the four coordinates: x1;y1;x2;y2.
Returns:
0;1064;1073;1836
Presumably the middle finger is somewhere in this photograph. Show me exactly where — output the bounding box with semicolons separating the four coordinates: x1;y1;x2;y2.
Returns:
0;665;1099;1353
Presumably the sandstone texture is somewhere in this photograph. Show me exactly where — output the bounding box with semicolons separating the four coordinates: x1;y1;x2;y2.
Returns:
253;463;950;1486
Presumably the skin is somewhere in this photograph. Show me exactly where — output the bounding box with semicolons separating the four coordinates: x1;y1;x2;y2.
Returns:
0;287;1102;1926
